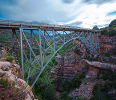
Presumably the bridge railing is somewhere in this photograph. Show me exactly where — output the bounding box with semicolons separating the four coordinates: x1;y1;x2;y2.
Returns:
0;19;95;31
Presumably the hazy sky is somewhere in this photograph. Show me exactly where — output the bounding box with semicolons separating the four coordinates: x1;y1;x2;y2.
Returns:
0;0;116;28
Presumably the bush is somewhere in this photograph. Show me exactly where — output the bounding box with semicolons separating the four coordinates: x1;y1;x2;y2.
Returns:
43;84;57;100
74;47;81;55
60;91;72;100
104;81;112;92
101;28;108;35
92;83;101;95
6;56;14;62
76;97;88;100
76;97;82;100
102;74;107;80
71;76;81;88
62;80;71;92
91;83;104;100
0;78;10;88
79;73;85;79
106;72;116;81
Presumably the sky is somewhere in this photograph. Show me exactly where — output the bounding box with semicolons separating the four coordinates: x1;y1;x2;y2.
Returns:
0;0;116;28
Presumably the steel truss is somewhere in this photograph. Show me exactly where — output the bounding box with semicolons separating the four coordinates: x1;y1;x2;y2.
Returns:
0;20;100;88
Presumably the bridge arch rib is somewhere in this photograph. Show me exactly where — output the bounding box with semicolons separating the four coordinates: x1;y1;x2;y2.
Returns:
0;20;101;88
19;28;100;88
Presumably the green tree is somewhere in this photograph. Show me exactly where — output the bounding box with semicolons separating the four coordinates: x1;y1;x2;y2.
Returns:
109;29;116;37
79;73;85;79
60;91;72;100
44;84;57;100
62;79;71;92
91;83;104;100
109;19;116;27
71;76;81;88
93;25;99;30
101;28;108;35
39;73;54;88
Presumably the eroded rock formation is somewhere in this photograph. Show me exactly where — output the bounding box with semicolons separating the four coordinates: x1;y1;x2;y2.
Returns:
99;35;116;53
0;60;37;100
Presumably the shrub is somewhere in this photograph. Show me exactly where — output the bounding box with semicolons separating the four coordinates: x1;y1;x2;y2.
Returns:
43;84;57;100
71;76;81;88
62;79;71;92
106;72;116;81
79;73;85;79
6;56;14;62
76;97;88;100
88;55;91;61
74;47;81;55
92;83;101;95
104;52;110;57
0;78;10;88
60;91;72;100
104;81;112;92
102;74;107;80
109;29;116;37
101;28;108;35
98;35;101;38
76;97;82;100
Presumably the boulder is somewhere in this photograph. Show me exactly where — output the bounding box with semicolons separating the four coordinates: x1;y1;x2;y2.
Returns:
0;61;11;71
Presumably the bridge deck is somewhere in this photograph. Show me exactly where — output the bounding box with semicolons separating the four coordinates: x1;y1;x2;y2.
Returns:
0;20;100;32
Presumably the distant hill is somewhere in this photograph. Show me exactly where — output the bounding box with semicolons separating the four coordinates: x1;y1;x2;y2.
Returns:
109;19;116;27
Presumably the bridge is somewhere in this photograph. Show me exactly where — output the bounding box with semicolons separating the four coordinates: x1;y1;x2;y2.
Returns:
0;20;100;88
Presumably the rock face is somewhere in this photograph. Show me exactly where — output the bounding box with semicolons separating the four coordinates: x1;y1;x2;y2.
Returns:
83;59;116;72
0;61;11;71
69;81;97;100
99;56;116;64
0;60;36;100
51;65;76;82
99;35;116;53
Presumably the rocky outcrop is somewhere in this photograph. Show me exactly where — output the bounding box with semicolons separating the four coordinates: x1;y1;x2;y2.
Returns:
69;81;97;100
0;61;11;71
83;59;116;72
99;36;116;53
0;60;36;100
99;56;116;64
51;65;76;81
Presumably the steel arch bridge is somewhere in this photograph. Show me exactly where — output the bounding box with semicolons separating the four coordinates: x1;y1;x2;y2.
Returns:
0;20;100;88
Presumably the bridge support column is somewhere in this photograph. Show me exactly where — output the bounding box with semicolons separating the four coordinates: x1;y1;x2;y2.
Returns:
19;28;24;80
63;30;65;43
53;30;55;54
12;29;15;56
97;32;100;54
27;30;32;83
39;29;43;68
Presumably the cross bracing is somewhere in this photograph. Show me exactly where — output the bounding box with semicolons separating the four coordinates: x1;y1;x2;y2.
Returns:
0;20;101;88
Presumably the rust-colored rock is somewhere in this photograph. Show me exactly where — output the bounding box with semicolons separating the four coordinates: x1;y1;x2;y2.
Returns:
99;35;116;53
0;60;36;100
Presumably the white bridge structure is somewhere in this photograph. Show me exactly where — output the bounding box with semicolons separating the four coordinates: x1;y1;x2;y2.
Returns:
0;20;100;88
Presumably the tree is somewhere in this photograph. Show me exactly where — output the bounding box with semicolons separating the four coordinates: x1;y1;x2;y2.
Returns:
39;72;54;88
44;84;57;100
109;19;116;27
71;76;81;88
108;29;116;37
93;25;99;30
91;83;104;100
62;79;71;92
101;28;108;35
60;91;72;100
